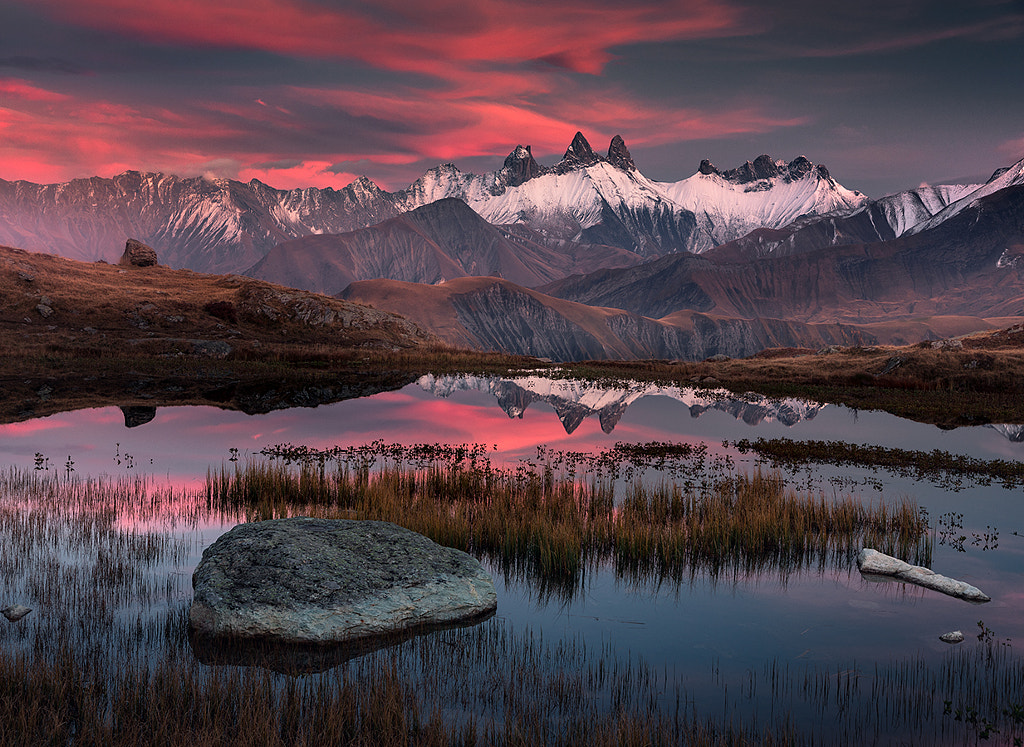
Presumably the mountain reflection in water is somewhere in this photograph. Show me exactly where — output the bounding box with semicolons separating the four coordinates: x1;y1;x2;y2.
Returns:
418;373;825;434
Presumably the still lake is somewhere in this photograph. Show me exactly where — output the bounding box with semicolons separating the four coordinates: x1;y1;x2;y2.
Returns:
2;372;1022;742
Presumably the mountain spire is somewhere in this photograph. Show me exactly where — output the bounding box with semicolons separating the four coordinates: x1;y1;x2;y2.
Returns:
500;144;543;188
607;135;635;171
557;131;603;173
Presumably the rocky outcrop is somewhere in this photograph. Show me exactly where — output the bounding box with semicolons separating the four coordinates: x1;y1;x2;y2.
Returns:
497;145;543;189
556;131;603;173
713;155;828;185
119;238;158;267
190;517;497;644
857;548;991;603
607;135;636;171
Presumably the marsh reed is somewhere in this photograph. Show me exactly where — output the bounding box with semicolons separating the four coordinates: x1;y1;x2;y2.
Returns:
207;443;931;595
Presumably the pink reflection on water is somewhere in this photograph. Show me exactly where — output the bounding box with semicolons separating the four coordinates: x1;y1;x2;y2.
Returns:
0;418;76;437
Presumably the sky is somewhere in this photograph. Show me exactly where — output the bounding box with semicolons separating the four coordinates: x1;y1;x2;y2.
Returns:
1;0;1022;198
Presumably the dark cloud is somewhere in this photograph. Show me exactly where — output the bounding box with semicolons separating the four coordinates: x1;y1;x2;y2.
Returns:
0;56;90;74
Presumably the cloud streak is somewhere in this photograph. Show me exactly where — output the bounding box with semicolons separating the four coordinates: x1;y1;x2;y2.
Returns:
21;0;748;75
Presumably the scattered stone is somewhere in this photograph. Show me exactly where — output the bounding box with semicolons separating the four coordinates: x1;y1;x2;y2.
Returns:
2;605;32;622
705;353;730;362
118;238;158;268
190;517;497;645
857;549;990;603
939;630;965;644
17;271;34;282
35;303;53;318
816;345;842;355
876;356;904;376
931;338;963;350
701;377;721;385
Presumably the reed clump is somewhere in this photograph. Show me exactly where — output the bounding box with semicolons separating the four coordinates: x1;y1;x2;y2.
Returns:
731;437;1024;491
206;443;931;594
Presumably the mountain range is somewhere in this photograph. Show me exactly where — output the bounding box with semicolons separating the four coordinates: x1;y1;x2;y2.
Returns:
2;131;1023;361
0;132;866;276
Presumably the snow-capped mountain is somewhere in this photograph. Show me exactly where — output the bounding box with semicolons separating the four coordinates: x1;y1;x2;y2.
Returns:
0;132;871;274
655;155;869;250
707;181;980;260
400;133;701;256
418;373;825;434
907;159;1024;236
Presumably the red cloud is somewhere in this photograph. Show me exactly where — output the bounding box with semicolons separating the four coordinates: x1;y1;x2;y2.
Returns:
0;78;71;103
237;161;361;190
0;1;804;188
21;0;747;75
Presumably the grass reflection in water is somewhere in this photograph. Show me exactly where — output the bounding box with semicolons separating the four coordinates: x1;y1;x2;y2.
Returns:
213;441;932;600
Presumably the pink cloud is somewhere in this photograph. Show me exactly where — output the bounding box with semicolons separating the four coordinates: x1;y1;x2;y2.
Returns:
0;1;808;188
0;78;70;103
21;0;747;76
238;161;360;190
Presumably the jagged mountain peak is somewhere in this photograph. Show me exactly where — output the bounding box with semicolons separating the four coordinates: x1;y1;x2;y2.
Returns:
607;135;636;171
697;154;830;185
343;175;386;198
557;131;603;173
498;144;543;189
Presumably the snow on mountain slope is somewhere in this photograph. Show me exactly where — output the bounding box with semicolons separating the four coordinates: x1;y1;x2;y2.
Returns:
865;183;979;237
397;136;869;257
908;157;1024;236
401;134;699;256
656;156;869;250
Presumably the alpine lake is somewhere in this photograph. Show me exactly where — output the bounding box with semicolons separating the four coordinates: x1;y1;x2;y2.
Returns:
1;372;1022;745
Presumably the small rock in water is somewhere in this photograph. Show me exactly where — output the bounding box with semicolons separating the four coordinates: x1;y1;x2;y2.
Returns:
1;605;32;622
939;631;964;644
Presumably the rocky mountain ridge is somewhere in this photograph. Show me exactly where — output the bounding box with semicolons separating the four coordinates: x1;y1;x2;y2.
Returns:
340;276;874;361
0;132;870;275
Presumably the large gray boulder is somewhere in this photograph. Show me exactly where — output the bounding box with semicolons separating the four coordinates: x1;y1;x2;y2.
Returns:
190;517;497;644
857;548;990;603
